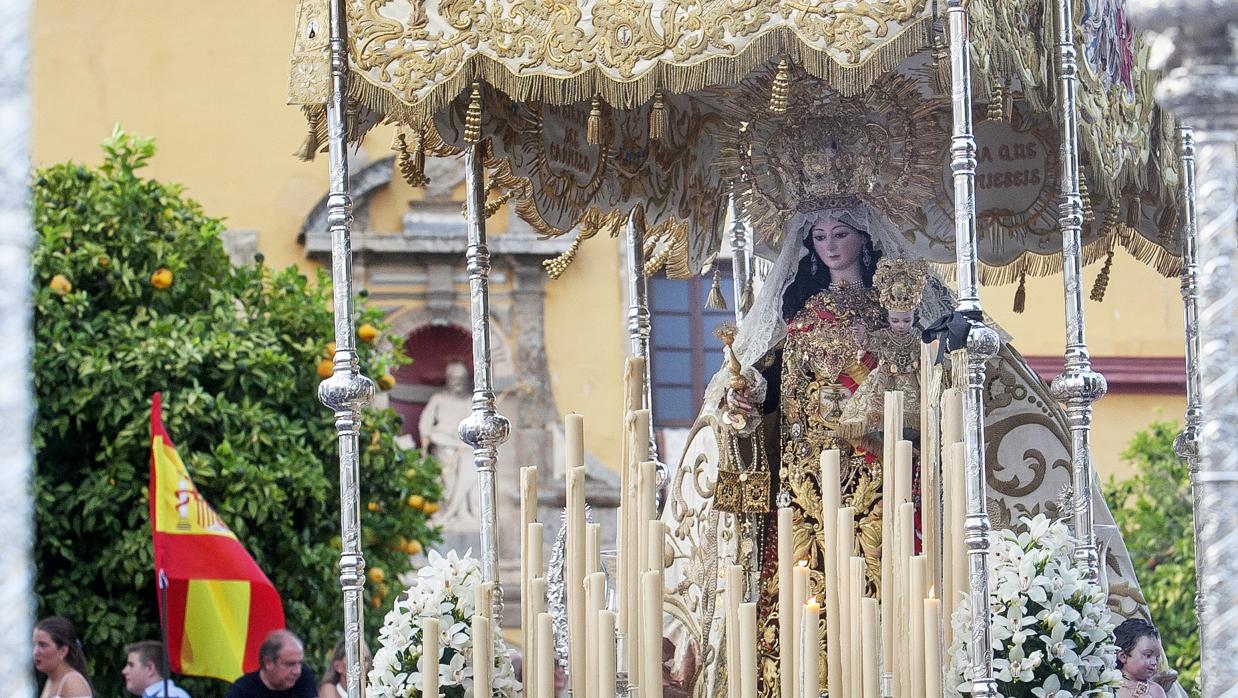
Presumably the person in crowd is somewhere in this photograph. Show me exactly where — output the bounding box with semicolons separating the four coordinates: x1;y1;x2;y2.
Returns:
121;640;191;698
34;616;92;698
1114;618;1168;698
225;630;316;698
317;639;370;698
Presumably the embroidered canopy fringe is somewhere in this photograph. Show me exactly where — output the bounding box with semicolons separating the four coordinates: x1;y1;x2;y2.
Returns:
290;18;932;156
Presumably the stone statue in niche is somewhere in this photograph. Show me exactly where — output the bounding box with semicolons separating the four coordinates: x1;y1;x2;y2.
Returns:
418;362;479;530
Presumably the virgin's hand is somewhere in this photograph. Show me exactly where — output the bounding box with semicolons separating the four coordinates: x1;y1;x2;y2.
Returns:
725;388;755;414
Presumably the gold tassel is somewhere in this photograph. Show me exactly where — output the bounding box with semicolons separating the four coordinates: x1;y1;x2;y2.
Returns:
464;82;483;145
740;279;754;313
769;59;791;115
587;95;604;145
394;127;430;187
543;237;582;279
649;91;667;142
986;75;1004;122
706;269;727;310
1012;270;1027;314
932;36;951;96
459;190;515;220
1091;247;1115;302
1126;194;1143;229
1079;171;1094;225
1102;200;1120;234
294;106;326;161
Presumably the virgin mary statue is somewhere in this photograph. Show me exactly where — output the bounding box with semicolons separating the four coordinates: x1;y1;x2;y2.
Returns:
664;200;918;697
657;153;1169;698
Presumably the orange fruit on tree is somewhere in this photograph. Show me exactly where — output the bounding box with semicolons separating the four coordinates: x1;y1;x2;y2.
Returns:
317;358;334;379
406;494;425;510
370;595;383;609
150;267;174;289
368;567;386;584
49;274;72;296
358;323;379;343
423;501;440;515
406;539;423;555
378;373;396;391
366;501;380;512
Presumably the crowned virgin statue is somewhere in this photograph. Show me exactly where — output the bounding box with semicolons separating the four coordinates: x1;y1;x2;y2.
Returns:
657;76;1165;698
681;200;923;696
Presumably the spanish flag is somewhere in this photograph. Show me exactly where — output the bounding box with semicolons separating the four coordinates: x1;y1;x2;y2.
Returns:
149;393;285;681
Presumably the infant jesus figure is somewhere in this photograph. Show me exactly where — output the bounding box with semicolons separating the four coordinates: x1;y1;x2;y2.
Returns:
836;257;929;445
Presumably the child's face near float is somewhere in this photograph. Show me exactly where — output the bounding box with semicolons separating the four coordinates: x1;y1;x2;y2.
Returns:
887;310;914;331
1119;635;1163;682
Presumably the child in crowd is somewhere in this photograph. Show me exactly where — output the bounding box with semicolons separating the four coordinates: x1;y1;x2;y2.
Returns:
1114;618;1168;698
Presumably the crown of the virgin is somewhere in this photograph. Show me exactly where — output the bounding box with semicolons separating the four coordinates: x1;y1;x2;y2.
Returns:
773;117;887;213
719;70;946;242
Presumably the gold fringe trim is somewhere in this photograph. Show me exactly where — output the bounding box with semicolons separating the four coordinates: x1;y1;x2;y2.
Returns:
706;268;727;310
769;58;791;115
1012;270;1026;314
649;90;667;141
464;81;483;145
310;17;933;134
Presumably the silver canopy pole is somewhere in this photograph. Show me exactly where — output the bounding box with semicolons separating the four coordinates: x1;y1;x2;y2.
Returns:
319;2;375;696
460;132;512;619
727;191;752;323
1175;125;1206;694
1128;3;1238;693
0;0;35;692
625;205;663;475
946;2;1000;696
1048;0;1107;580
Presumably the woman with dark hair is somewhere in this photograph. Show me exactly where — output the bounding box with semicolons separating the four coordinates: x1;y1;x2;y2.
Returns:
1114;618;1167;698
318;637;370;698
34;616;92;698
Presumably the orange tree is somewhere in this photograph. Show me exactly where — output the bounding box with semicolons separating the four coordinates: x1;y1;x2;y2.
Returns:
32;129;440;696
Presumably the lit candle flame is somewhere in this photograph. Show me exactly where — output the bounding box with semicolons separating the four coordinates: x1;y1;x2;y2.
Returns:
927;585;937;600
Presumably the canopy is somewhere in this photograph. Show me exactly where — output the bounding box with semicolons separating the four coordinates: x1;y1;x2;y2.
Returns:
288;0;1181;281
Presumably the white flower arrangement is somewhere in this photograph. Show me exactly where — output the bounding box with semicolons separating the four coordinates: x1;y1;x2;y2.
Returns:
368;549;519;698
948;514;1123;698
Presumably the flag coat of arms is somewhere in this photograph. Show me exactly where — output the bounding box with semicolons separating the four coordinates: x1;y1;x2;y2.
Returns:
149;392;285;681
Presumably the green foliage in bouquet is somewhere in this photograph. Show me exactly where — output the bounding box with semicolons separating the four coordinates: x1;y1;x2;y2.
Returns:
32;128;441;696
1103;420;1200;695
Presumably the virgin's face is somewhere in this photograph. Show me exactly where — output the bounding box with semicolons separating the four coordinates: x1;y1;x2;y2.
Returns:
32;629;65;674
810;218;865;273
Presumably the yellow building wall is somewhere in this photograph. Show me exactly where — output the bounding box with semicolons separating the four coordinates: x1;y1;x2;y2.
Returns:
30;2;1184;479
